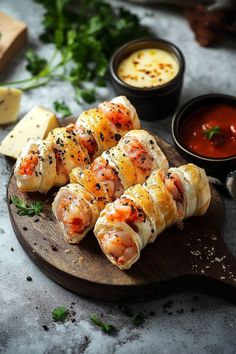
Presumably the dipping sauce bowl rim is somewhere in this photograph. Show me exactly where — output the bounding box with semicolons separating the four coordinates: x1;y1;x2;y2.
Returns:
109;37;185;94
171;93;236;163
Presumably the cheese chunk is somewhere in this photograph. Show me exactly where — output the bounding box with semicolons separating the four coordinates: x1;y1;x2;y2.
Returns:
0;12;27;72
0;88;22;125
0;106;59;159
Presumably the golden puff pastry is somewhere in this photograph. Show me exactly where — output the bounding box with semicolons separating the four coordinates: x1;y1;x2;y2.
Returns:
77;96;140;158
53;129;168;244
94;163;211;270
14;96;140;194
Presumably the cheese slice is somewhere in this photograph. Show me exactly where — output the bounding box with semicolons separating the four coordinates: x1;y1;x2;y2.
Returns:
0;88;22;124
0;106;59;159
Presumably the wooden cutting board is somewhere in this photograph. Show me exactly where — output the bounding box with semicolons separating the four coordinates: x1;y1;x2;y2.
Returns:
7;136;236;302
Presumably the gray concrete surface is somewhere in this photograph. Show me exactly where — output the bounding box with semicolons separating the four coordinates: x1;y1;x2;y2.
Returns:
0;1;236;353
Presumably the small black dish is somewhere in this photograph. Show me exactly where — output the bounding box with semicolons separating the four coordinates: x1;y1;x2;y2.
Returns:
109;37;185;121
172;93;236;178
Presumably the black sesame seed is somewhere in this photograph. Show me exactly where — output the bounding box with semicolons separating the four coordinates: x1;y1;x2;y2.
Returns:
163;300;173;309
51;245;58;251
114;133;121;141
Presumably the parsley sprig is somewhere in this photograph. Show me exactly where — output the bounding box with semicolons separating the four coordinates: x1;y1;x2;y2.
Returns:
25;50;48;76
0;0;151;103
52;306;69;322
203;125;222;140
10;195;43;216
53;100;72;118
90;314;115;333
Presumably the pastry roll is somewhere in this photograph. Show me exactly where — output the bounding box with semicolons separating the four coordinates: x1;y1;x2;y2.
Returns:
94;163;211;270
46;127;89;186
77;96;140;158
53;129;168;243
14;96;140;193
14;139;57;193
53;184;99;244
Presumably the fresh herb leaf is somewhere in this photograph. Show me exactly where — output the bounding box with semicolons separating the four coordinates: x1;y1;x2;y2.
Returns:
75;88;96;104
53;100;72;118
203;125;222;140
52;306;69;322
90;314;115;333
118;304;134;318
25;50;48;76
132;312;147;326
10;195;43;216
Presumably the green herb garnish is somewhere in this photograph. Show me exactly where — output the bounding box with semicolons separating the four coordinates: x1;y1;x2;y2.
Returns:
90;314;115;333
25;49;48;76
53;100;72;118
132;312;147;326
0;0;151;103
203;125;222;140
75;88;96;105
52;306;69;322
10;195;43;216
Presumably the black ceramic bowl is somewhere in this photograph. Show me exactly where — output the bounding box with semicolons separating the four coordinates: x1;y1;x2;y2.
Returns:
172;94;236;177
109;37;185;121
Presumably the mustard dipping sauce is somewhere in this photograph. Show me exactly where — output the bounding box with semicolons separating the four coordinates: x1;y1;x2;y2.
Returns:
117;48;179;88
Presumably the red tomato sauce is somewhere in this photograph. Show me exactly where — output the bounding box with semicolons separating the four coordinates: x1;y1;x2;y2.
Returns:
180;103;236;158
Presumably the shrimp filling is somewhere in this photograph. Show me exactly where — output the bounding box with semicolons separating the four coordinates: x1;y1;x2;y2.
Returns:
66;124;97;156
19;152;39;176
107;197;145;224
98;102;133;130
100;198;145;264
101;230;138;265
57;195;92;237
164;172;184;216
90;157;124;199
123;138;154;174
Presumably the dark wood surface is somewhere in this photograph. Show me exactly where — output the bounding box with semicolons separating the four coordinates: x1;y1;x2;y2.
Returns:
7;136;236;302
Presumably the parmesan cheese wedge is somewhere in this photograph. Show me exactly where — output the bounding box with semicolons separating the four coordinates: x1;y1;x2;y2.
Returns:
0;106;59;159
0;88;22;125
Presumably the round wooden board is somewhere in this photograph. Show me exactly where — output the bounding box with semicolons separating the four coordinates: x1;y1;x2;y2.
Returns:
7;136;236;302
